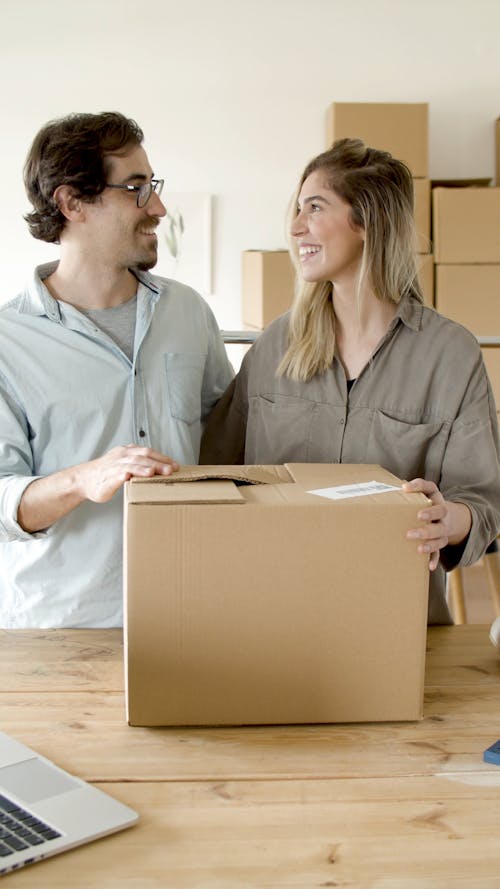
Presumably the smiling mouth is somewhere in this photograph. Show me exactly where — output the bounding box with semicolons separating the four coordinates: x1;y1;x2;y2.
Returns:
299;245;321;261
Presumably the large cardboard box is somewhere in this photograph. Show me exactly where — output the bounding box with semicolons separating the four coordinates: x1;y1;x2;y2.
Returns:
124;464;429;727
417;253;434;307
325;102;429;177
242;250;295;330
414;178;431;254
436;265;500;336
432;187;500;263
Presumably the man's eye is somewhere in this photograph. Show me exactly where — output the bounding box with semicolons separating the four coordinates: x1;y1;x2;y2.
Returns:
310;203;321;212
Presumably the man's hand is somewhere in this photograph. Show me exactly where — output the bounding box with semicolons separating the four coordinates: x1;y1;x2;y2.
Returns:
403;478;472;571
18;446;179;533
75;445;178;503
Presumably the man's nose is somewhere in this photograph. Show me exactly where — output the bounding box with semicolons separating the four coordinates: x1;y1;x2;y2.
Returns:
147;191;167;218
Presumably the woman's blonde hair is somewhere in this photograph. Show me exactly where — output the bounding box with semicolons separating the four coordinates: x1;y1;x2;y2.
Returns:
279;138;424;381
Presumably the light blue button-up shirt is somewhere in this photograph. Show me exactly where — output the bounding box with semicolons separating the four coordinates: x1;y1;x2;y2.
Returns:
0;262;233;628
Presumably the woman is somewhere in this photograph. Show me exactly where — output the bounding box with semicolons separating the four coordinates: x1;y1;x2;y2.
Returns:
201;139;500;623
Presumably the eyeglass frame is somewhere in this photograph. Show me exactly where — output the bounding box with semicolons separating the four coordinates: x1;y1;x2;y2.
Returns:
104;178;164;209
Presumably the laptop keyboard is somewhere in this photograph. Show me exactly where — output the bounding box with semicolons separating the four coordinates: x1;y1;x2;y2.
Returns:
0;793;61;857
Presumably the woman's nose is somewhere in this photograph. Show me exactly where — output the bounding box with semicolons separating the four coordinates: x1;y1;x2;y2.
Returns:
290;210;306;237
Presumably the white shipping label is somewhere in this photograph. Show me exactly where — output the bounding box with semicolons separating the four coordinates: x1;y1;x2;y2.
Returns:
307;481;402;501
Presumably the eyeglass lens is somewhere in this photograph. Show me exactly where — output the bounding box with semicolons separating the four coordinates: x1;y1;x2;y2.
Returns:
137;180;163;208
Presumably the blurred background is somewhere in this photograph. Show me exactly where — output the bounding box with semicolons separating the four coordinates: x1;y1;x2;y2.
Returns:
1;0;499;329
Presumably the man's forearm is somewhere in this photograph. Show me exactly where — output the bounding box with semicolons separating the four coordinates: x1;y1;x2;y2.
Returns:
17;445;179;533
17;468;86;533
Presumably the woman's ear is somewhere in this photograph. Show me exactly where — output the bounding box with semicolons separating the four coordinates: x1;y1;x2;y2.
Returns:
348;208;365;239
52;185;84;222
350;221;365;241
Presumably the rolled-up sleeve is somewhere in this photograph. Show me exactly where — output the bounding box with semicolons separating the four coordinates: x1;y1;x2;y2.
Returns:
0;372;45;542
0;475;46;541
439;369;500;570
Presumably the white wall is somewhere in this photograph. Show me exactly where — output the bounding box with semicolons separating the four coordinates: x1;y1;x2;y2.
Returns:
1;0;499;329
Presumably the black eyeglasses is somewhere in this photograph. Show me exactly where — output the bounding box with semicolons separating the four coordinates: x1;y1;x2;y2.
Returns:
105;178;164;209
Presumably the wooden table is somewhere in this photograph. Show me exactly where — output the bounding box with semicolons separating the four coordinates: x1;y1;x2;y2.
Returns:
1;626;499;887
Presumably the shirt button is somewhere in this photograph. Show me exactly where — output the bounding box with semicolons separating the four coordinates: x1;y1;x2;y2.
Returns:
139;429;146;438
339;418;345;425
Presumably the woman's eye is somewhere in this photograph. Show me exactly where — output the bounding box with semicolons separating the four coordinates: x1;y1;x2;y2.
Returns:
310;203;321;212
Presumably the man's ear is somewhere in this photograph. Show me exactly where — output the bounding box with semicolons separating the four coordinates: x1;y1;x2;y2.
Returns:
52;185;84;222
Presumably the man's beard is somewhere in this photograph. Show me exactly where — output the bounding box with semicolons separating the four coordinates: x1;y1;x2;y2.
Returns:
136;256;157;271
134;219;159;271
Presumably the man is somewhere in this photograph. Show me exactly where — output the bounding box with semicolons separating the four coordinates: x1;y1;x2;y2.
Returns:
0;111;233;628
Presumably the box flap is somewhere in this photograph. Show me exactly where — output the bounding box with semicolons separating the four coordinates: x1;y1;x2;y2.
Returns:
126;465;294;505
127;479;245;505
130;464;293;486
284;463;402;487
126;463;429;506
282;463;429;506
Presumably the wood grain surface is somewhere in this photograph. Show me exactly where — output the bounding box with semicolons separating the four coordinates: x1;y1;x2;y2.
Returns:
0;625;499;887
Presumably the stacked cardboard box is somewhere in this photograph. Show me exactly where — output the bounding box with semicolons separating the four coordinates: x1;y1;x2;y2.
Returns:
326;102;433;305
325;102;429;177
242;250;295;330
496;117;500;186
433;183;500;408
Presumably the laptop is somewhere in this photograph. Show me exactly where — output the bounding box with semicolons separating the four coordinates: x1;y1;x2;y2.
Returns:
0;731;138;875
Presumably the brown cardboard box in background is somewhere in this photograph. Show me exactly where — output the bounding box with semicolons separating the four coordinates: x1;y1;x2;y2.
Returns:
242;250;295;330
496;118;500;186
417;253;434;307
432;187;500;263
482;346;500;408
325;102;429;177
436;265;500;336
413;178;431;254
124;463;429;727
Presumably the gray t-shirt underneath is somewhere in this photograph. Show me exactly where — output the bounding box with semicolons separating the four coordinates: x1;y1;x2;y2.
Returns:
81;295;137;361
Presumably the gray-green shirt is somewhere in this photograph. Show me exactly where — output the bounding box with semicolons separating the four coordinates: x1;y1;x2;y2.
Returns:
201;295;500;624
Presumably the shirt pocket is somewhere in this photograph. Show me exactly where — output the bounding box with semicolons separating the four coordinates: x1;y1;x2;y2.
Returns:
367;409;447;481
164;352;206;425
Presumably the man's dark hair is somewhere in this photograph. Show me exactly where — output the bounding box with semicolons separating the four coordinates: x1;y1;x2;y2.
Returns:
24;111;144;243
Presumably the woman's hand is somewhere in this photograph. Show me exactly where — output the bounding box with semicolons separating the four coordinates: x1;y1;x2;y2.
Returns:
403;478;472;571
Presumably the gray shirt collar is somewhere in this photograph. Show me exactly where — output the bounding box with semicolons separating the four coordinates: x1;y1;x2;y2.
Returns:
391;292;424;333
